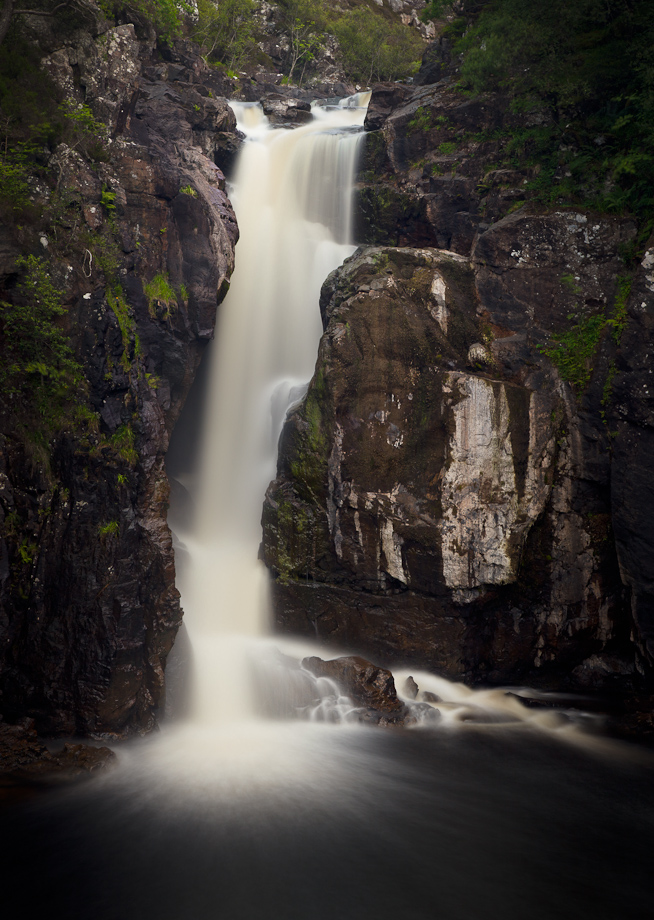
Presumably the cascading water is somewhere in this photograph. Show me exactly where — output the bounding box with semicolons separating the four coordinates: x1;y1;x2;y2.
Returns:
167;95;612;744
169;98;370;731
6;94;653;920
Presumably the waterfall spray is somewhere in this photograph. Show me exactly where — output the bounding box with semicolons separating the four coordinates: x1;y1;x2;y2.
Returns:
171;98;369;725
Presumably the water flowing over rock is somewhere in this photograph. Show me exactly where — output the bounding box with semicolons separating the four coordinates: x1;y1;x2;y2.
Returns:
260;70;654;709
302;655;408;725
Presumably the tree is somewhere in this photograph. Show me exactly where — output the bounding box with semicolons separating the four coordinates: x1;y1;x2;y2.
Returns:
0;0;74;49
194;0;257;71
276;0;328;85
334;7;423;84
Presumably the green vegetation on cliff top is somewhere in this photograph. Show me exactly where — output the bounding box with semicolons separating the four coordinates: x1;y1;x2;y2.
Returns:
427;0;654;224
192;0;423;85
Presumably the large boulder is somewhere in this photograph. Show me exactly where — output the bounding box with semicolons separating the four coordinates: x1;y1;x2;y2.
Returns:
262;243;632;691
302;655;408;725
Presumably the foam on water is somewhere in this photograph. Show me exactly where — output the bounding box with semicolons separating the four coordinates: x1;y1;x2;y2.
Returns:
141;93;629;797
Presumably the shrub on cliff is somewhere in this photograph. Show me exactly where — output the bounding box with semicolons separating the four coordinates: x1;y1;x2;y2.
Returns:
194;0;258;71
0;256;88;441
433;0;654;223
99;0;191;40
333;6;423;84
275;0;331;84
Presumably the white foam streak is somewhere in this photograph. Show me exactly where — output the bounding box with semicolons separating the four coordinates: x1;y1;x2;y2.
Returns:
172;99;367;737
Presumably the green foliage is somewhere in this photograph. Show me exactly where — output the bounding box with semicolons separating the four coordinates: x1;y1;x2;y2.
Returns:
179;184;197;197
107;287;137;370
420;1;450;23
408;106;432;133
0;256;87;438
101;185;117;213
561;273;582;296
110;424;138;466
274;0;331;85
0;32;60;147
607;275;632;342
454;0;654;221
99;0;190;41
333;6;423;84
538;269;633;394
98;520;119;538
0;34;60;219
18;538;38;565
0;148;36;218
144;272;178;319
194;0;258;70
59;101;108;159
539;313;606;392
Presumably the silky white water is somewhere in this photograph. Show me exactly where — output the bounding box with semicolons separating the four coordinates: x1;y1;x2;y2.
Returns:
10;97;652;920
170;98;368;731
119;94;613;799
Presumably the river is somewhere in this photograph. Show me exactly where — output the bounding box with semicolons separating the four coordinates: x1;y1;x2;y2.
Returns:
1;94;653;920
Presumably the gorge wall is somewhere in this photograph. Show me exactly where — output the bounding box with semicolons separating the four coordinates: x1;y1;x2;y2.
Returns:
0;12;239;736
2;0;654;747
262;74;654;705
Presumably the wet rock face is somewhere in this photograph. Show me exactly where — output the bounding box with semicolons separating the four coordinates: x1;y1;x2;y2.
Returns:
0;718;115;785
261;95;313;125
0;30;238;735
611;239;654;675
302;655;408;725
356;82;507;254
263;245;631;690
472;211;636;336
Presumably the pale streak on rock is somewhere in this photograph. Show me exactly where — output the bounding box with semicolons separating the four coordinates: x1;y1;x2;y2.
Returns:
327;422;345;559
439;373;552;599
440;374;517;592
380;518;407;585
430;271;448;333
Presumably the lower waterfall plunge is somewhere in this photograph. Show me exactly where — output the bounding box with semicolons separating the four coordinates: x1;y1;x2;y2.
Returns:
169;98;370;730
165;96;570;745
3;97;653;920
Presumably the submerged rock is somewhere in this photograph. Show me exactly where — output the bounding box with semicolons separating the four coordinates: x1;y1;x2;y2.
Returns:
0;720;115;786
302;655;408;725
261;95;313;125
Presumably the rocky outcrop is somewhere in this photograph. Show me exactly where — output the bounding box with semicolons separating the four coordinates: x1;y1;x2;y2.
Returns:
611;239;654;676
262;236;640;692
302;655;409;725
356;80;542;254
258;72;654;702
0;718;115;785
0;25;238;736
261;94;313;125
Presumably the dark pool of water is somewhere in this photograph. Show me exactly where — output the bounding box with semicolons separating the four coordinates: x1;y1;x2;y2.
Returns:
1;728;652;920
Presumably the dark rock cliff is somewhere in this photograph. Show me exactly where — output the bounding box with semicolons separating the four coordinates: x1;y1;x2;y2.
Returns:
0;16;238;736
262;76;654;705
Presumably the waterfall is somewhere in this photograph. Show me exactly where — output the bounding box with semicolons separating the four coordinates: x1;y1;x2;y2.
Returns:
9;97;648;920
164;96;604;748
169;97;370;727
